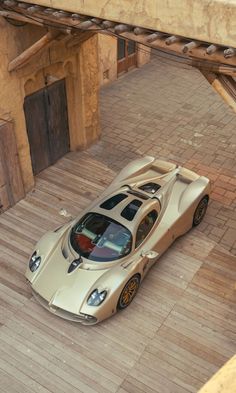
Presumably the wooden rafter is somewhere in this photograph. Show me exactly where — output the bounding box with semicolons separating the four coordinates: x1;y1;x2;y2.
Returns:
201;70;236;113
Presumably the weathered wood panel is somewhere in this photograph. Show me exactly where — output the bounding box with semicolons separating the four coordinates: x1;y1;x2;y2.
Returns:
24;80;70;175
47;79;70;164
0;122;25;211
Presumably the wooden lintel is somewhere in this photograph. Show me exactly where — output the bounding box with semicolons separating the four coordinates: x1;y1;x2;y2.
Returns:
8;30;60;72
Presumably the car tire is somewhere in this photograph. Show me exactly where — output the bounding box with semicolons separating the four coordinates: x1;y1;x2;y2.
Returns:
192;196;209;227
117;274;140;310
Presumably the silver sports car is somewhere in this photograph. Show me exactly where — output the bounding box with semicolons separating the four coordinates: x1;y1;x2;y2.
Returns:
25;156;210;325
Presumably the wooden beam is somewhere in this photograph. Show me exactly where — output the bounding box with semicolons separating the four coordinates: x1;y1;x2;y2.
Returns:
3;0;17;6
8;30;60;72
91;18;102;25
120;31;236;70
165;35;181;45
26;5;43;14
193;60;236;77
0;10;43;26
182;41;201;53
77;20;94;29
134;27;147;35
201;70;236;113
224;47;236;58
114;24;132;34
206;44;218;55
101;20;116;28
146;32;164;43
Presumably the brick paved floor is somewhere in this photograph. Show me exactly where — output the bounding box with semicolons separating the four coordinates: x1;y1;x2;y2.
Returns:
88;55;236;254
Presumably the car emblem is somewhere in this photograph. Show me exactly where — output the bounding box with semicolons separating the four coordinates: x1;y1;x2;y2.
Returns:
68;256;82;273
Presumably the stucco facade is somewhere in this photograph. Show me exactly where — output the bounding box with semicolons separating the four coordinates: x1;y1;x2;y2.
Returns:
0;18;100;194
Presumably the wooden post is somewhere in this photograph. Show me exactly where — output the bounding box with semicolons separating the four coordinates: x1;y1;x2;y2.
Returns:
8;30;60;72
201;70;236;113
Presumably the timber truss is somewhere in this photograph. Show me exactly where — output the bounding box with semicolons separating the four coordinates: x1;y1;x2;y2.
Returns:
1;0;236;110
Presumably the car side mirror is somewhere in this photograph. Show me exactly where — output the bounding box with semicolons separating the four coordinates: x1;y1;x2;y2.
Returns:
141;250;159;259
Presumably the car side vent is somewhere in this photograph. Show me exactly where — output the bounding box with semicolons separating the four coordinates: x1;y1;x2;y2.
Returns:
62;245;69;259
139;182;161;194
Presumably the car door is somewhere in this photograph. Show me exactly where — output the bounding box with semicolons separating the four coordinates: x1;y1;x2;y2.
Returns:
134;209;159;275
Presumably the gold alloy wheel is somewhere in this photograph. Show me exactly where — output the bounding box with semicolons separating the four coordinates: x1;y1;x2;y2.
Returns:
193;196;208;226
118;275;140;310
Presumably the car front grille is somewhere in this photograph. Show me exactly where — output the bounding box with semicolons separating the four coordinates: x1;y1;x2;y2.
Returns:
31;289;97;324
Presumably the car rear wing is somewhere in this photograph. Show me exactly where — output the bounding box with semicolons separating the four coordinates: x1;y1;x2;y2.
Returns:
151;159;177;175
177;167;200;183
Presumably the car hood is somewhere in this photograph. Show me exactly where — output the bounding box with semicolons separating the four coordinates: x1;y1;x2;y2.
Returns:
28;237;111;314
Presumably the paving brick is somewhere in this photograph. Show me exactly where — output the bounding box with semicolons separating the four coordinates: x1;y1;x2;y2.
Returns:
221;228;236;247
225;190;236;200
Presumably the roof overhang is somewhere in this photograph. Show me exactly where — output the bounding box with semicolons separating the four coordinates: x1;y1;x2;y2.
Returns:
1;0;236;77
11;0;236;49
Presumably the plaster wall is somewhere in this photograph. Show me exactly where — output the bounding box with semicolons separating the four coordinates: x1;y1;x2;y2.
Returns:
21;0;236;48
98;34;150;86
98;34;117;86
0;19;100;192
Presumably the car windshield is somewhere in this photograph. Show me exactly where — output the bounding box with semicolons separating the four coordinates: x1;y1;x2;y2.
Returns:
70;213;132;262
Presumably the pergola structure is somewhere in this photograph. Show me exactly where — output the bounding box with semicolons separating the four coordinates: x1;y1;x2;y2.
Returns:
1;0;236;112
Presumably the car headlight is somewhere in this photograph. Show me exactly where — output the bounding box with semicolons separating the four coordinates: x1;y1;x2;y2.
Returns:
29;251;41;272
87;289;107;306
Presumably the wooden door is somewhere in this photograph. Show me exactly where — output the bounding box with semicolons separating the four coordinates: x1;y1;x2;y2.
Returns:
117;38;137;75
0;122;25;213
47;80;70;164
24;79;70;175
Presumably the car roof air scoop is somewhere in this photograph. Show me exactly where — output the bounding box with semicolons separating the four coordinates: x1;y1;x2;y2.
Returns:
68;256;83;274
